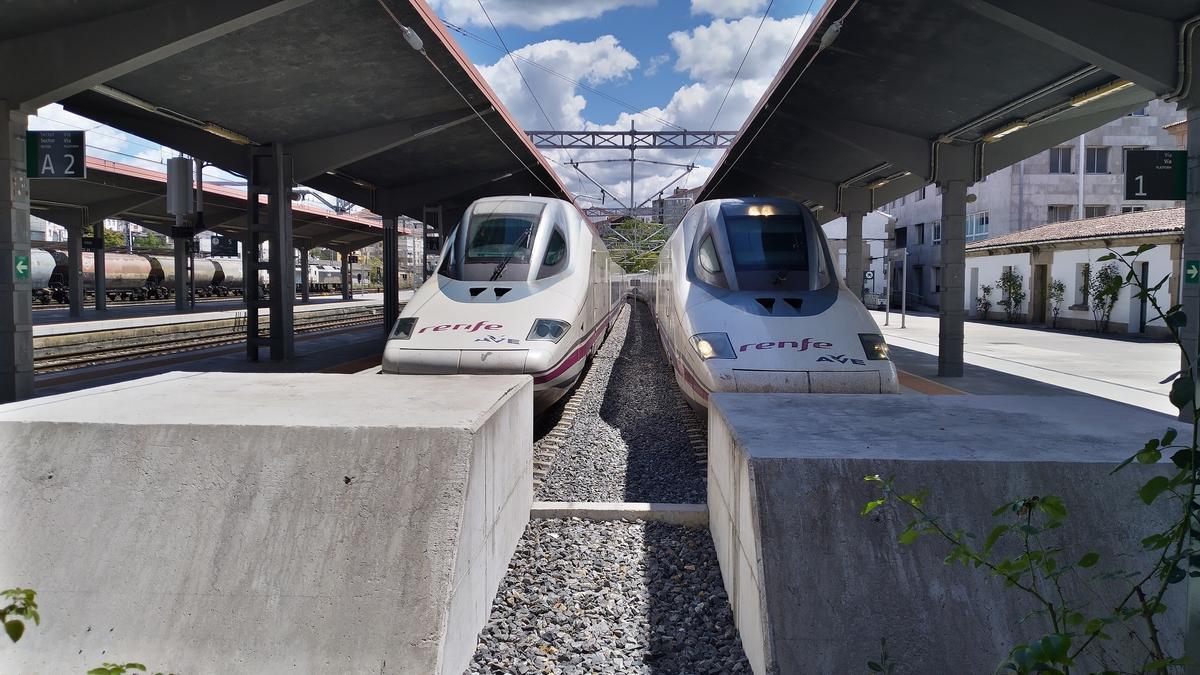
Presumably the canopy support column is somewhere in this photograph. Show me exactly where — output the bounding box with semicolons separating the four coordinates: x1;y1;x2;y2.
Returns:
937;178;968;377
383;215;399;334
66;218;83;318
0;101;33;401
245;143;294;361
93;223;106;311
845;210;865;298
340;250;350;301
299;244;310;304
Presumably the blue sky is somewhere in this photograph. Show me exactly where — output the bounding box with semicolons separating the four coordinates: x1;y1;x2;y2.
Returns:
30;0;824;213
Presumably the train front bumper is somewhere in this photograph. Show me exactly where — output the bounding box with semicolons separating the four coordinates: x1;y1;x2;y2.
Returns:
728;368;899;394
382;346;530;375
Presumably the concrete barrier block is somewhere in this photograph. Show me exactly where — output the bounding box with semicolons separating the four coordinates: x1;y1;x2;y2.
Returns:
709;393;1184;674
0;371;532;674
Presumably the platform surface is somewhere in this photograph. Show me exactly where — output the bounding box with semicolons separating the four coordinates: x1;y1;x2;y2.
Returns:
708;393;1183;674
0;371;532;674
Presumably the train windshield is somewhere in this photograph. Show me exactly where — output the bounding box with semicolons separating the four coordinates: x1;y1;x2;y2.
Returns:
464;202;546;263
724;214;830;291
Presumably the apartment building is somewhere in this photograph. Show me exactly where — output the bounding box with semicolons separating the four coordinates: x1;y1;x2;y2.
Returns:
883;99;1184;309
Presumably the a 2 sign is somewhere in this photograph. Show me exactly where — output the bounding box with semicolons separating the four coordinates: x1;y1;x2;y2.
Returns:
26;130;86;179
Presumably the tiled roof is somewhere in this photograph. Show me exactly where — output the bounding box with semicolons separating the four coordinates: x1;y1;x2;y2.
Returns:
966;207;1183;250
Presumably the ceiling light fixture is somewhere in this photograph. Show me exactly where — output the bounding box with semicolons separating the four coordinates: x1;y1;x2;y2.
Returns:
1070;80;1135;107
982;120;1029;142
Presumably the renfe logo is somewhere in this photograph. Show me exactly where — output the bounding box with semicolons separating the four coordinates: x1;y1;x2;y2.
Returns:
418;321;503;334
738;337;832;352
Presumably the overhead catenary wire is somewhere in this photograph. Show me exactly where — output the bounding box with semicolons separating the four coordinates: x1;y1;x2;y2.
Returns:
375;0;563;201
473;0;589;197
706;0;860;197
442;19;685;132
691;0;776;170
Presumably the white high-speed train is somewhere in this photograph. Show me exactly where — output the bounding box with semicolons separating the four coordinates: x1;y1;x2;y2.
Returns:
382;196;624;412
646;197;899;409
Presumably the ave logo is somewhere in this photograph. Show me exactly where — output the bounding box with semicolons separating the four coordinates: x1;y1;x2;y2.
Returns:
474;335;520;344
817;354;866;366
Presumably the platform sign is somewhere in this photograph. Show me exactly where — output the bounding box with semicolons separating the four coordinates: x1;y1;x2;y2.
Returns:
26;130;86;179
864;270;875;280
348;255;359;263
210;234;239;257
81;238;102;251
1125;150;1186;200
1187;260;1200;285
14;254;29;280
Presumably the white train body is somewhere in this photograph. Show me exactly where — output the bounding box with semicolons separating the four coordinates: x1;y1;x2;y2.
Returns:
382;196;623;412
647;198;898;408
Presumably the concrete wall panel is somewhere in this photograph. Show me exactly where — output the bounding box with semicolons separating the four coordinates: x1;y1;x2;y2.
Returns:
709;393;1184;674
0;371;532;674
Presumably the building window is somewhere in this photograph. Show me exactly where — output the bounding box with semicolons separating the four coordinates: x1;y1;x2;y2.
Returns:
898;195;906;206
1122;205;1146;213
966;212;989;242
1085;147;1110;174
934;266;943;294
931;220;942;244
1049;147;1072;174
1129;106;1148;116
1122;145;1146;172
895;227;907;248
917;186;926;201
915;223;925;245
1047;205;1074;223
1073;263;1089;308
1084;205;1109;219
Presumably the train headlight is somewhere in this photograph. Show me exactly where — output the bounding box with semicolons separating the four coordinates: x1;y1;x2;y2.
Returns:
859;333;890;360
528;319;570;343
390;317;418;340
690;333;736;360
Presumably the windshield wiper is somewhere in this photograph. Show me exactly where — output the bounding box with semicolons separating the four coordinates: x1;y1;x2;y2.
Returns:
490;223;535;281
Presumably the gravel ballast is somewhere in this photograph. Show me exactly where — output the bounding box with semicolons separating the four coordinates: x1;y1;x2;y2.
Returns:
467;518;750;674
537;301;705;503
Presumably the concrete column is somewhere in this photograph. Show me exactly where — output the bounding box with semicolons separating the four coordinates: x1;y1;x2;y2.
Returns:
844;210;864;298
299;246;309;304
1182;103;1200;418
93;223;106;311
340;250;350;301
67;221;83;318
173;233;187;311
0;102;33;402
938;179;968;377
383;215;399;334
264;144;293;360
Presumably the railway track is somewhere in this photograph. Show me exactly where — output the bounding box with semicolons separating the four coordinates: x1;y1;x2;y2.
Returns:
34;304;387;373
31;288;387;311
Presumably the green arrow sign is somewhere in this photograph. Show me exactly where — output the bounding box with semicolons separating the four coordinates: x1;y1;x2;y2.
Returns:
14;254;29;280
1187;260;1200;285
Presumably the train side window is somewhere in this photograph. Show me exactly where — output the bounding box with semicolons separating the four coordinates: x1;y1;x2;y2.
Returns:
537;227;568;279
698;235;721;273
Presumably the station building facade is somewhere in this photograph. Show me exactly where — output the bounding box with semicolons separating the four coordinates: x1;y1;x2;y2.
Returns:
882;99;1184;310
962;207;1181;336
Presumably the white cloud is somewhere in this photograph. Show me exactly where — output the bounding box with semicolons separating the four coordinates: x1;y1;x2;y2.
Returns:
478;36;638;131
670;14;812;83
430;0;653;30
643;53;670;77
690;0;768;19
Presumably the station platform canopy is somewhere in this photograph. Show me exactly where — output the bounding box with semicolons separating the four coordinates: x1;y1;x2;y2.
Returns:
31;157;394;253
699;0;1196;219
10;0;571;222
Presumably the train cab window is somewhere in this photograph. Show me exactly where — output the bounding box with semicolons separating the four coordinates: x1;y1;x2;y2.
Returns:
698;235;721;273
446;200;546;281
536;227;568;279
724;214;830;291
